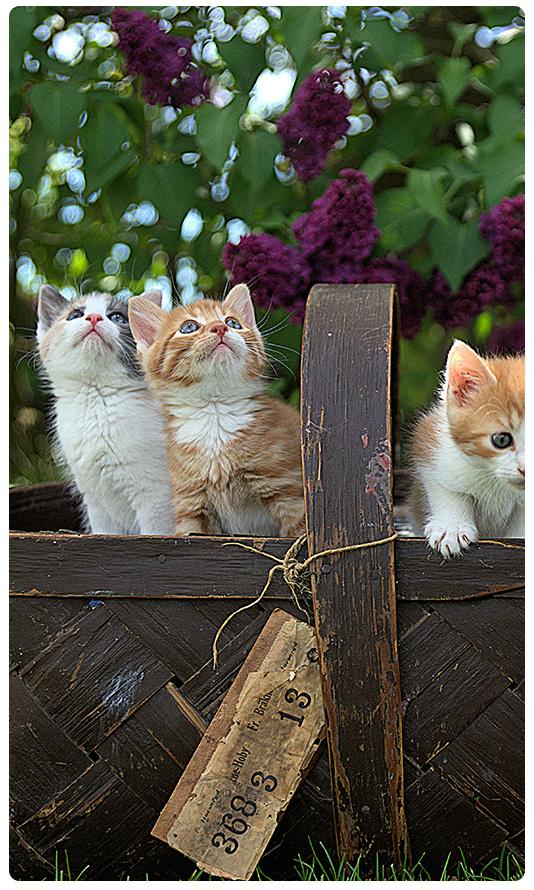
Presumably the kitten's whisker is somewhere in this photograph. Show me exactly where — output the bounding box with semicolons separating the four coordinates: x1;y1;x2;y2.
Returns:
243;271;268;290
261;318;294;337
221;257;236;301
260;305;297;333
246;342;295;381
246;343;278;375
256;294;279;331
268;356;296;379
14;327;38;337
260;309;295;331
266;343;301;357
266;344;299;361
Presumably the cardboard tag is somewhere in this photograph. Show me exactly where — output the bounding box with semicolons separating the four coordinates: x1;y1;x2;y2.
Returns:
152;609;325;880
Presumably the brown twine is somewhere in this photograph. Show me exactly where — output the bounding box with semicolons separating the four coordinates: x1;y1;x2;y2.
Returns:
212;531;398;668
476;539;525;550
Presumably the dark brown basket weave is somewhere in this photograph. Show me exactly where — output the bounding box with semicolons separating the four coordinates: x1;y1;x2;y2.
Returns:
9;286;524;880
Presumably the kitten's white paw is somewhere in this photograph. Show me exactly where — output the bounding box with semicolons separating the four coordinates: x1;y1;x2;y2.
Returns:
424;520;479;558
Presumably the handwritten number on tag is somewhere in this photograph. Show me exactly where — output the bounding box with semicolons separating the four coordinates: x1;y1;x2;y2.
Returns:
211;832;238;854
250;771;278;792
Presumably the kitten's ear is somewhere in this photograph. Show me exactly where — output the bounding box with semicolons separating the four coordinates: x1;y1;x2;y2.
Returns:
128;296;166;352
445;340;497;406
223;283;256;329
140;289;163;307
37;285;69;334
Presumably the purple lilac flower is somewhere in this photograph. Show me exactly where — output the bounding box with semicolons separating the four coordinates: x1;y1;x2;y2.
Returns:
294;253;427;338
222;233;311;317
426;268;452;309
294;169;380;279
487;319;525;354
434;264;510;329
362;257;428;338
112;8;208;108
307;258;365;285
277;69;352;181
480;195;524;283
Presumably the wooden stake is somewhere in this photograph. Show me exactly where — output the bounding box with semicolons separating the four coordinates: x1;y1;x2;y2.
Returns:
301;284;410;869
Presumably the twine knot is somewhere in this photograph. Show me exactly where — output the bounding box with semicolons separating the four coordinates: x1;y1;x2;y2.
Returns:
212;531;397;668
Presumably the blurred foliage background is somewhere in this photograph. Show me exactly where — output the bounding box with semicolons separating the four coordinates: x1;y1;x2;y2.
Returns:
10;5;524;486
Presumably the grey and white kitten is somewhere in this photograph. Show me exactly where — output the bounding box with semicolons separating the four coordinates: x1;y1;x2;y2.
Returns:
37;285;174;534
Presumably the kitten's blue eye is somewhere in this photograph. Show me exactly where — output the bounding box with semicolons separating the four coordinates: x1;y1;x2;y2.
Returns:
179;320;200;334
225;317;242;330
67;309;84;321
491;432;514;449
108;311;127;324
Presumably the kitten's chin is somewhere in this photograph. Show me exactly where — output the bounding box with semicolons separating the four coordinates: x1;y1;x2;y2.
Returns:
78;332;115;355
204;342;242;369
211;343;236;360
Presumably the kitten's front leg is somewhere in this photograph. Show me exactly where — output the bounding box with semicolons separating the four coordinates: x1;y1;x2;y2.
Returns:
267;493;306;537
85;500;124;535
135;503;175;536
174;515;210;536
506;504;525;538
423;481;478;558
173;488;210;536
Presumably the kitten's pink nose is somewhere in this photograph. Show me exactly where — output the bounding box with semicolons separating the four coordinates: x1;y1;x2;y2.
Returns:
210;323;228;339
86;313;103;327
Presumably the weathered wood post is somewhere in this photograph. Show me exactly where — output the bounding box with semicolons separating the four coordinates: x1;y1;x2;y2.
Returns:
301;284;409;868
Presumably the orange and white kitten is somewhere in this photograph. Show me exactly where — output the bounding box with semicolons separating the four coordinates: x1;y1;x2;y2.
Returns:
409;340;524;557
128;284;305;537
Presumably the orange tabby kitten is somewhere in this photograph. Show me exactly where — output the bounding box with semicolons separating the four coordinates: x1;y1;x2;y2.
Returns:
409;340;524;557
128;284;305;537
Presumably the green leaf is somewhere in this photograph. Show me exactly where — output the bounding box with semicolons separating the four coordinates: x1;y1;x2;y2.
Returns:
378;102;437;161
437;56;471;106
18;122;51;190
489;35;525;93
282;6;323;68
227;166;294;226
360;149;400;182
9;7;40;87
80;102;136;193
238;129;278;195
81;104;130;172
107;175;137;221
10;7;39;58
137;162;199;226
29;81;86;144
195;95;247;169
406;168;448;222
447;21;477;52
220;37;266;92
429;219;490;291
357;20;425;71
375;189;432;252
85;149;136;195
488;95;524;137
415;145;457;170
477;137;524;206
481;7;521;27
